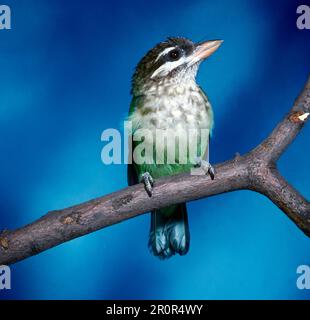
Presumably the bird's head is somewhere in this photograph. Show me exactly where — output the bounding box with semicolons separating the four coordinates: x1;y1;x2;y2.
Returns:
132;37;223;94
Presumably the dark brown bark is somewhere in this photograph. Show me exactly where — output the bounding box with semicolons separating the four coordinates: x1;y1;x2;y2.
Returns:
0;76;309;265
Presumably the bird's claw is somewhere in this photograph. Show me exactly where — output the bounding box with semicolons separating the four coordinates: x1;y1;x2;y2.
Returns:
141;172;154;197
208;164;215;180
194;157;215;180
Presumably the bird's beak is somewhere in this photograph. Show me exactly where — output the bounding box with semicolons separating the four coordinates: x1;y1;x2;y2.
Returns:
190;40;223;64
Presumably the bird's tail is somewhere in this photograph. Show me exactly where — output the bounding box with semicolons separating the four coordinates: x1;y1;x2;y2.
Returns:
148;203;190;259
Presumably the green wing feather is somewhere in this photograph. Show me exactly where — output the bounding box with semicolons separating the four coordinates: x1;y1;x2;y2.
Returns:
127;96;139;186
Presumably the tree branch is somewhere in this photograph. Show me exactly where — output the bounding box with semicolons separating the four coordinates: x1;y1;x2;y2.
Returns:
1;76;309;265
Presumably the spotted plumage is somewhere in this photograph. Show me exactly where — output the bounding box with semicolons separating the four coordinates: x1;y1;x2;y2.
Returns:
128;37;222;259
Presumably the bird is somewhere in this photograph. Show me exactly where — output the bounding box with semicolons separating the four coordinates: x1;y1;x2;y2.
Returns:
127;37;222;259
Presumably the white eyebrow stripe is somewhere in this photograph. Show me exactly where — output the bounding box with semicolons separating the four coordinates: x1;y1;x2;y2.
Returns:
155;47;176;62
151;56;188;78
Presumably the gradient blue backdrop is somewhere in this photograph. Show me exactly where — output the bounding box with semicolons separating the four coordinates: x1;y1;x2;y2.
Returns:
0;0;309;299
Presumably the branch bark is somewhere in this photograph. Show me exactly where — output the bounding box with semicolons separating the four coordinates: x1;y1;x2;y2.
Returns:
1;76;310;265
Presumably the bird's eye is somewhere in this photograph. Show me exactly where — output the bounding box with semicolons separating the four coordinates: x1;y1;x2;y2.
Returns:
168;49;181;61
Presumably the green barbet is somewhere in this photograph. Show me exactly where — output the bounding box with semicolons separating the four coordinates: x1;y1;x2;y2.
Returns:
127;37;222;259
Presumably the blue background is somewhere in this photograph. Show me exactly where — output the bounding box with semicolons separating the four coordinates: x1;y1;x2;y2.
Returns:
0;0;309;299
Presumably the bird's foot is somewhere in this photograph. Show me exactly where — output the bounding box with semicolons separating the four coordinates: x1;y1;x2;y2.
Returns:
140;172;154;197
193;157;215;179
